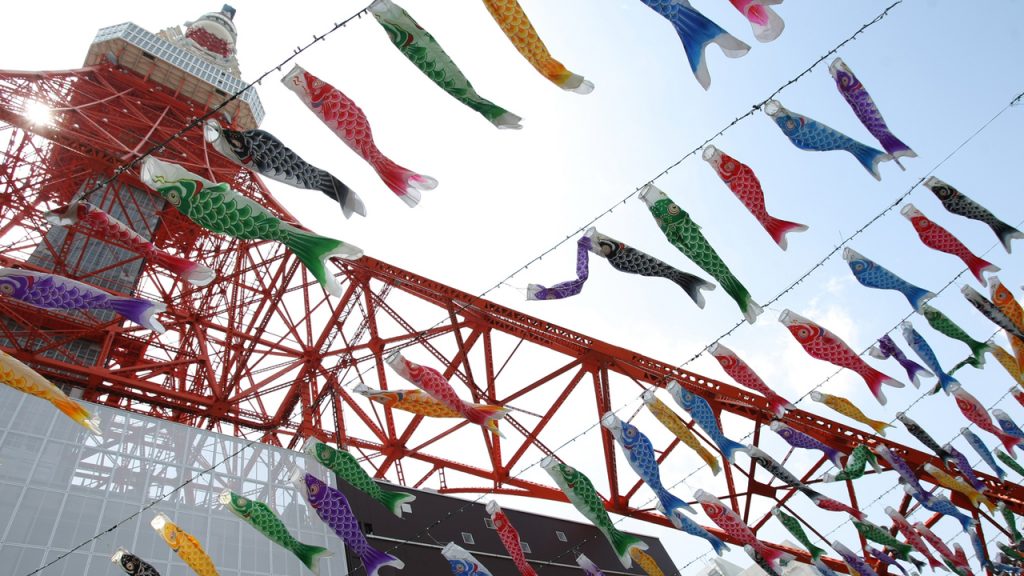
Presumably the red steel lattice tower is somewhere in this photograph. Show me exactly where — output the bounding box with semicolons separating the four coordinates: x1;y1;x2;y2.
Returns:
0;6;1020;574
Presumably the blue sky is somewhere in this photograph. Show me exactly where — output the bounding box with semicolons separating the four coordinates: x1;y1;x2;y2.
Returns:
4;0;1024;574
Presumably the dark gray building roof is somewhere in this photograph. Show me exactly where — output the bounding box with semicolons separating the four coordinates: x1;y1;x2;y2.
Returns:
341;476;680;576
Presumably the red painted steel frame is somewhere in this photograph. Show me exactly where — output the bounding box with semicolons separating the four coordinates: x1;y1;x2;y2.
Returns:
0;64;1017;574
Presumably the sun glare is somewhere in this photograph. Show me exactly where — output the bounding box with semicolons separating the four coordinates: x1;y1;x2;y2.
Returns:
23;100;53;126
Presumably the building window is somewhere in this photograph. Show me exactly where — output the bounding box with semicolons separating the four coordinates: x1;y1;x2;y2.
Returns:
484;517;495;529
555;531;567;542
401;503;413;514
462;532;475;545
521;542;532;554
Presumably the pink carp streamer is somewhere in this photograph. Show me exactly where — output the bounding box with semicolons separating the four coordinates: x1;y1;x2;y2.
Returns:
901;203;998;286
703;145;807;250
780;309;904;404
487;502;538;576
283;64;437;207
728;1;785;42
387;351;507;435
45;202;214;286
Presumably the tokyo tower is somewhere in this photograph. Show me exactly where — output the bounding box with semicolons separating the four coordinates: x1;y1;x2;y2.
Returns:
0;5;1019;573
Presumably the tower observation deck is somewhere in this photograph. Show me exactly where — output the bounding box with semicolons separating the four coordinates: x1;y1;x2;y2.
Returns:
86;4;263;129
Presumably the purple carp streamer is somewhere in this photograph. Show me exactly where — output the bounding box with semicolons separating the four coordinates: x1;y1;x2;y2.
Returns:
0;269;165;333
829;58;915;166
576;554;606;576
868;334;933;388
527;235;590;300
292;470;403;576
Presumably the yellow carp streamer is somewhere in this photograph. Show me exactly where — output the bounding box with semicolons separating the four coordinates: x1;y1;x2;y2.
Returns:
991;277;1024;370
642;390;721;474
811;391;892;436
992;343;1024;387
630;548;665;576
923;463;995;512
356;384;504;435
481;0;593;93
0;350;100;434
152;514;220;576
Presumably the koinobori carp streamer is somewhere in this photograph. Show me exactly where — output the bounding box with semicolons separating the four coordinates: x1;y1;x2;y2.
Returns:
781;308;903;404
220;489;331;574
642;184;761;323
527;235;591;300
829;57;915;166
924;176;1023;254
542;457;647;568
639;0;750;89
292;470;403;576
386;352;507;435
704;145;807;250
601;412;695;516
371;0;521;129
140;158;361;298
764;99;891;180
304;438;416;518
586;227;715;307
44;201;214;286
0;268;166;333
204;119;366;218
727;0;785;42
480;0;592;93
901;203;998;286
283;64;437;207
487;502;538;576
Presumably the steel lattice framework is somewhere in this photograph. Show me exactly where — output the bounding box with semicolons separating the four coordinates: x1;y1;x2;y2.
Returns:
0;63;1020;574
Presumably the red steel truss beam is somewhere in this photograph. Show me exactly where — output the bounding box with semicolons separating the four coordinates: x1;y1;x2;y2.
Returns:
0;64;1016;574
